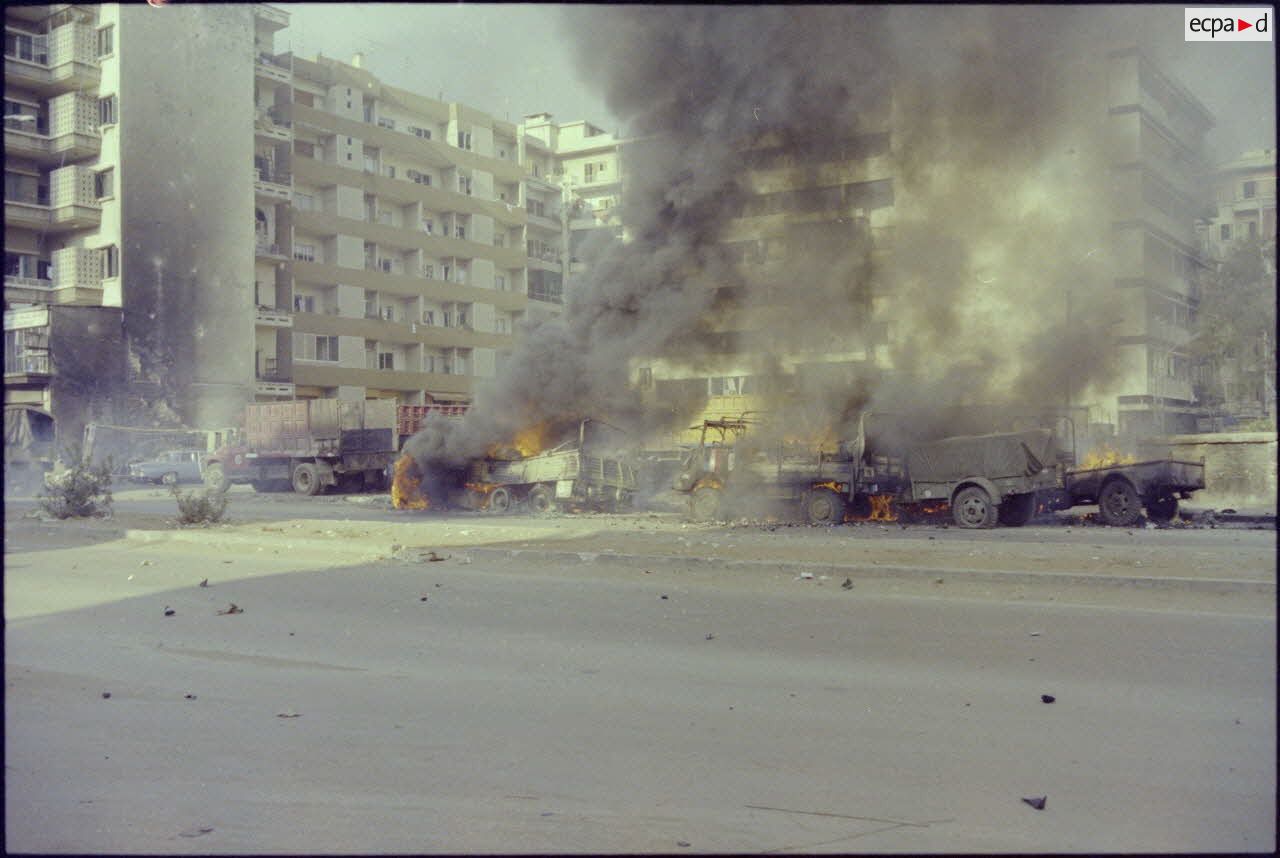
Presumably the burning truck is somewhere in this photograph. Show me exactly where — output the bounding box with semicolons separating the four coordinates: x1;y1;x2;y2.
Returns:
674;412;1206;528
393;418;638;513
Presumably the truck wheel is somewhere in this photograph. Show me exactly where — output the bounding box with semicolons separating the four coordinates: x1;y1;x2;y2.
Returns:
805;488;846;524
689;486;722;521
161;471;179;486
292;463;322;496
528;485;553;514
1145;495;1179;524
997;491;1036;527
1098;478;1141;527
204;464;230;494
489;486;512;513
952;486;997;529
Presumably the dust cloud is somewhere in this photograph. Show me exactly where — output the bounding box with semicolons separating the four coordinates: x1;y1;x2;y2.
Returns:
405;5;1183;469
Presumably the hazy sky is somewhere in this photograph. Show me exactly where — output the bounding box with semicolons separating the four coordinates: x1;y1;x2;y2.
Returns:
282;4;1274;162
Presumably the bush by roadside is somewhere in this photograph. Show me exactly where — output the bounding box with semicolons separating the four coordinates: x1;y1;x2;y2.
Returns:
37;446;113;519
170;485;229;525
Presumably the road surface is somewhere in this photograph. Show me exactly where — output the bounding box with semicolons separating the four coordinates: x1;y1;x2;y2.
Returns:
4;498;1275;853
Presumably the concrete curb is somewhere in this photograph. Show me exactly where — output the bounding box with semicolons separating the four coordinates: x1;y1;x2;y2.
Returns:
464;548;1275;595
123;529;1274;595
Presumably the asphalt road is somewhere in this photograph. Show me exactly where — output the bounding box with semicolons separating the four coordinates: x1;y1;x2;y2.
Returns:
4;504;1275;853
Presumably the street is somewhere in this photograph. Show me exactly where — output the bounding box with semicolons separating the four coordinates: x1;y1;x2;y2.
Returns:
4;492;1276;853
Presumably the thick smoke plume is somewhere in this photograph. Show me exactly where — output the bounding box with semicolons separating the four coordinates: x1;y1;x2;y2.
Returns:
405;5;1180;471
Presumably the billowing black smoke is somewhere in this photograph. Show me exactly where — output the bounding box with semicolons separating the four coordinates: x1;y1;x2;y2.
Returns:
405;5;1183;471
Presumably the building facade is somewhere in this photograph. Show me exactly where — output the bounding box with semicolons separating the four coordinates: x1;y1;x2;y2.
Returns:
1103;45;1215;439
1200;148;1276;259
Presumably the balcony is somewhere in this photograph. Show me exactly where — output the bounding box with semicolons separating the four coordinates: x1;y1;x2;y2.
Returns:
254;51;291;85
254;169;292;202
4;25;101;96
254;106;292;142
255;306;293;327
254;3;290;29
255;241;288;260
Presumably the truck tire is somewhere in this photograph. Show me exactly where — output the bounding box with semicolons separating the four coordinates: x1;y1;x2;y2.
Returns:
1145;495;1179;524
689;486;723;521
161;471;179;486
292;463;322;496
527;485;553;514
204;463;229;494
489;486;513;513
805;488;846;524
1098;478;1141;527
997;491;1036;527
952;485;997;529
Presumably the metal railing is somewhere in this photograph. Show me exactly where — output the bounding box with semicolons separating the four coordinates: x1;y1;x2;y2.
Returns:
3;275;53;290
6;354;50;374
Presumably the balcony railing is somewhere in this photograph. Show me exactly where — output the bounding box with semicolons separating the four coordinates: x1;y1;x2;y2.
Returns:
255;242;285;257
3;275;53;290
6;353;50;374
5;189;50;206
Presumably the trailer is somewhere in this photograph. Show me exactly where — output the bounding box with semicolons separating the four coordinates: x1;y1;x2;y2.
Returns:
1062;458;1206;526
204;399;397;495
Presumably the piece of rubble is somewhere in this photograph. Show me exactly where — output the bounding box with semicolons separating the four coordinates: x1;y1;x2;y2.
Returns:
179;827;214;838
842;578;853;590
199;578;209;587
163;607;175;617
423;551;448;562
184;694;197;700
101;692;111;699
797;572;814;580
1041;694;1056;704
705;633;715;641
216;603;243;615
1021;796;1047;810
276;712;301;718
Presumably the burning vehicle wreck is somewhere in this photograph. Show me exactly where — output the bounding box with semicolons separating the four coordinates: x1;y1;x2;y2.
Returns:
392;418;638;513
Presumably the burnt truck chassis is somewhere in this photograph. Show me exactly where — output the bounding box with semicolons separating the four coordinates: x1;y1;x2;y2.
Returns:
675;417;1207;529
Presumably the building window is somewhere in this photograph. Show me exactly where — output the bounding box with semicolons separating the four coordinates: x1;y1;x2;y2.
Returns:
1243;180;1257;199
96;25;113;57
294;333;338;361
378;352;395;370
637;367;653;389
584;163;595;182
1220;224;1231;241
102;245;119;278
294;192;314;211
94;168;114;199
293;244;315;262
410;126;431;140
495;274;506;291
97;95;117;127
293;294;316;313
422;310;435;325
458;175;472;195
456;130;472;150
5;31;48;64
1248;220;1258;239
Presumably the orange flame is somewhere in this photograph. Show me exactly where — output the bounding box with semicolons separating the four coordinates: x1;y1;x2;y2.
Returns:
487;422;551;459
1078;445;1136;470
391;454;429;510
868;494;897;521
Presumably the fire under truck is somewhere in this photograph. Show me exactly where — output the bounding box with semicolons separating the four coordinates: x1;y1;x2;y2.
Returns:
204;400;466;495
422;418;639;513
674;413;1205;528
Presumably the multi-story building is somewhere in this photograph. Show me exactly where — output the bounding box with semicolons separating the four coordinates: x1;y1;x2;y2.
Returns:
1200;148;1276;259
1102;45;1215;438
281;52;536;405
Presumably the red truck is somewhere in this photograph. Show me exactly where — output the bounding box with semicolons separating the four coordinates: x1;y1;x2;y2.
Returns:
203;399;466;495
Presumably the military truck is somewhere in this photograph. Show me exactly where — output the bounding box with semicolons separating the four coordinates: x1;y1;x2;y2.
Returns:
204;399;397;495
449;418;638;513
672;416;859;523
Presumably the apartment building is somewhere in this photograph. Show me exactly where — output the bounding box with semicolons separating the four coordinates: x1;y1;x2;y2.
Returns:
1102;45;1215;438
1200;148;1276;259
519;112;626;286
281;52;533;404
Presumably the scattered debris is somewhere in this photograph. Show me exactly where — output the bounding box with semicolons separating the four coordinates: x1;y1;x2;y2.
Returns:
705;633;716;641
179;827;214;838
199;578;209;587
419;596;429;602
1021;796;1047;811
163;607;175;617
261;526;282;532
1041;694;1056;704
101;692;111;699
677;841;691;848
661;594;669;600
216;603;243;615
140;560;153;567
423;551;449;562
276;712;301;718
841;577;853;590
797;572;814;580
184;694;197;700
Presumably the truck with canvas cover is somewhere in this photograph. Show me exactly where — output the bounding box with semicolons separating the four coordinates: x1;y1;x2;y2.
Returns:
204;399;397;495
